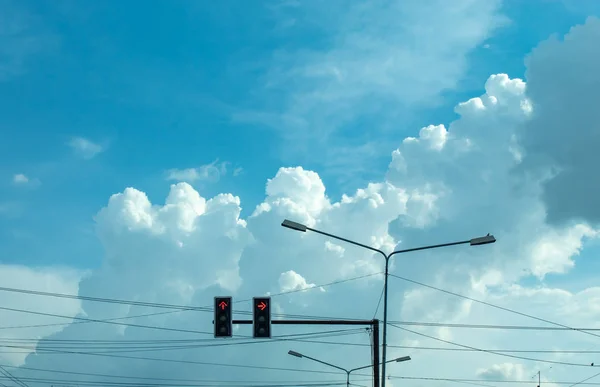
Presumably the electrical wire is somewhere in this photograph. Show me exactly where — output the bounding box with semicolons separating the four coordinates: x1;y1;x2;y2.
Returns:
0;344;354;376
389;323;599;368
0;366;27;387
567;371;600;387
372;285;384;319
389;273;600;340
0;363;367;385
386;321;600;331
0;272;381;318
0;306;215;336
380;345;600;354
0;378;346;387
0;272;380;337
0;309;180;331
386;376;600;386
0;330;367;354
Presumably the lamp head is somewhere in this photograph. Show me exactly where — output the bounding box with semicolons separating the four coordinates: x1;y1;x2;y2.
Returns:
282;219;308;232
470;234;496;246
288;350;303;358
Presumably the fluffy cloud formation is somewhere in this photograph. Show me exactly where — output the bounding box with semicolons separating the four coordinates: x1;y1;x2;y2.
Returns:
518;17;600;226
67;137;105;160
4;16;600;387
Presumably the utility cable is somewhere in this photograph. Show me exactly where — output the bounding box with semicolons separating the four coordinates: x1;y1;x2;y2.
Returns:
386;321;600;331
389;323;599;368
386;376;600;386
0;330;366;355
0;378;346;387
372;285;384;319
0;272;381;334
0;345;351;376
0;272;381;317
0;367;27;387
389;273;600;340
0;363;363;385
567;371;600;387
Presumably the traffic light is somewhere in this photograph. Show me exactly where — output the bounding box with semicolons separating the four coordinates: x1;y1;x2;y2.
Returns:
252;297;271;338
214;296;232;338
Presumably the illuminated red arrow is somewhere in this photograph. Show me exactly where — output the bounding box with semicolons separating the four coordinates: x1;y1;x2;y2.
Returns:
257;301;267;311
218;301;228;310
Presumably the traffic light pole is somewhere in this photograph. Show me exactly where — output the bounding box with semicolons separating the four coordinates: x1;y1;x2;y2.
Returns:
231;318;380;387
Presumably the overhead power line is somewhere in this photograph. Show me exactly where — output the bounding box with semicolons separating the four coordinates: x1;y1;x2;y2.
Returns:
382;345;600;354
0;366;28;387
389;323;599;368
0;377;346;387
0;363;367;385
0;272;380;316
387;321;600;331
0;345;351;376
0;272;380;335
389;273;600;340
386;376;600;386
0;330;367;355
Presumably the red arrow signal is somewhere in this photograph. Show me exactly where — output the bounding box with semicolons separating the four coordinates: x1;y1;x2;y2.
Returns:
257;301;267;311
218;301;228;310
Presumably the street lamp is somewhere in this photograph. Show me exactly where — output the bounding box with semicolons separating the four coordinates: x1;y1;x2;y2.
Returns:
282;219;495;387
288;350;411;387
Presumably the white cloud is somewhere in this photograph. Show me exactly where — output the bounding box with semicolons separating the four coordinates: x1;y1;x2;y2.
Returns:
477;362;527;380
528;224;598;279
12;174;28;184
11;173;40;187
67;137;105;160
279;270;324;293
166;160;231;183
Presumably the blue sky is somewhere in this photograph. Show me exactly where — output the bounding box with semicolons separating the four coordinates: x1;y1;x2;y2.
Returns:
2;1;600;386
2;0;598;270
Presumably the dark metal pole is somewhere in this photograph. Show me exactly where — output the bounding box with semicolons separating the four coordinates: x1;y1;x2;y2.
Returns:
381;256;390;387
232;319;373;325
373;319;380;387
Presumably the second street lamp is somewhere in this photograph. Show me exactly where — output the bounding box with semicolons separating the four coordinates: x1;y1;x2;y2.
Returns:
282;219;496;387
288;350;411;387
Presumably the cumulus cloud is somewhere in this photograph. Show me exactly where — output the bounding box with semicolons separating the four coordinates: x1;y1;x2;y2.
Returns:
166;160;231;183
67;137;105;159
518;17;600;226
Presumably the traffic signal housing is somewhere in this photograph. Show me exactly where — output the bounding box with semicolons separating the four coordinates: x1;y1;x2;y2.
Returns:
253;297;271;338
214;296;232;338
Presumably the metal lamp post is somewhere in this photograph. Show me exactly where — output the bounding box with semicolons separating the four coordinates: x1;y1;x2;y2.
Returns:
288;350;411;387
281;219;496;387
